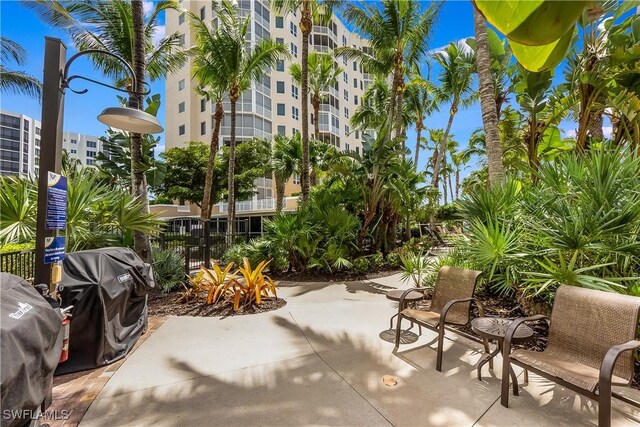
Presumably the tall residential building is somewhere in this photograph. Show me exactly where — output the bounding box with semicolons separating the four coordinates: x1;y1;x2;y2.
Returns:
0;110;102;177
162;0;373;228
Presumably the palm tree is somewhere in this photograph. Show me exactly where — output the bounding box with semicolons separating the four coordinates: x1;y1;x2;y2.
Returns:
339;0;439;144
0;37;42;99
211;0;288;237
188;13;231;222
472;7;504;186
272;134;302;213
404;76;438;167
351;78;391;132
290;52;342;140
27;0;187;86
272;0;342;202
430;40;476;188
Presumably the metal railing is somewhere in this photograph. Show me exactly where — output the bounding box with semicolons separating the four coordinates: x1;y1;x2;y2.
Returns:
219;197;276;213
0;250;35;280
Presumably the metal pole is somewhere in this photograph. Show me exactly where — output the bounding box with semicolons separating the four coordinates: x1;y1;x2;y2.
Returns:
34;37;66;287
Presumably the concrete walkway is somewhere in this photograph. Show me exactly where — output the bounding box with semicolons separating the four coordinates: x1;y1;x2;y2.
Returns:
81;274;640;426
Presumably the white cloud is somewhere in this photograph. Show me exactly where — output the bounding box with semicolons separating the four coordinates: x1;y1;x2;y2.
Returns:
143;0;154;16
152;24;166;47
562;128;577;138
603;126;613;139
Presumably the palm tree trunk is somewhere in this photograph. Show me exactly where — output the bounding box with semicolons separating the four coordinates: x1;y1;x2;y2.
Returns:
455;168;460;199
227;94;238;239
414;121;422;166
473;7;504;187
442;177;448;205
387;53;401;141
448;173;454;202
130;0;151;262
313;94;320;140
201;100;224;221
300;1;312;201
431;105;456;188
275;176;285;213
395;78;405;151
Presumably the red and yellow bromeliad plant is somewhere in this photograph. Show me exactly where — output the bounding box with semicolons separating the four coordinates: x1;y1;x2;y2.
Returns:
189;258;278;311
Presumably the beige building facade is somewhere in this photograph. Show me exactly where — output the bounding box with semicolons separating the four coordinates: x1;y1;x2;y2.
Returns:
162;0;373;227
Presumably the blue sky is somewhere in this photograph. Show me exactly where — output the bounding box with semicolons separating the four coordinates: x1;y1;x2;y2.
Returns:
0;1;576;179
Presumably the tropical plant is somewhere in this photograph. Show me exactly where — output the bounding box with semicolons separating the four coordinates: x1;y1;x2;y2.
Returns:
404;77;438;166
339;0;440;145
430;40;476;187
290;52;342;140
272;134;302;213
188;12;230;221
0;175;36;244
224;237;288;273
152;249;185;293
399;251;435;287
204;0;288;236
234;257;278;308
272;0;342;202
0;37;42;98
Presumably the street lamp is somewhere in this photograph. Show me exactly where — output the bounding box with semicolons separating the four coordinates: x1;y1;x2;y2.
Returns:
34;37;163;288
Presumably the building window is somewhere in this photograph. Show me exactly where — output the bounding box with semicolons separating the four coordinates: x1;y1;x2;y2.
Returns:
344;107;349;118
353;62;357;71
35;127;41;135
290;22;297;36
276;60;284;72
343;89;348;101
87;140;97;148
292;128;299;135
86;159;95;166
276;81;285;93
178;124;185;135
353;78;357;88
201;121;206;135
277;103;285;116
276;37;284;45
292;173;300;185
290;43;298;58
355;130;360;139
345;142;350;151
178;33;185;47
178;12;185;25
277;125;286;135
71;139;77;144
275;16;284;28
86;150;96;158
354;95;359;105
343;72;348;83
292;106;299;120
178;102;185;113
345;125;350;134
291;85;298;99
70;149;77;154
360;80;363;90
200;6;205;20
178;79;185;91
201;99;207;112
342;56;347;65
342;35;347;46
356;146;360;155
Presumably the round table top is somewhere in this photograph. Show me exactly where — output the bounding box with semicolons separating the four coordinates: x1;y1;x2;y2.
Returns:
471;317;534;343
385;289;424;302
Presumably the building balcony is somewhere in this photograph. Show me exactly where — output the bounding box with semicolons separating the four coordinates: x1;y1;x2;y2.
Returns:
218;196;299;213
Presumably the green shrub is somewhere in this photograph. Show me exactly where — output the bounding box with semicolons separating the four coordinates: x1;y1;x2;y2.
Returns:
399;251;437;287
152;249;185;293
0;242;34;253
351;256;370;274
224;237;288;273
369;251;384;270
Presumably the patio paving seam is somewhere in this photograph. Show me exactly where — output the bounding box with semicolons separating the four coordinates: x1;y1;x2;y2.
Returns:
286;310;396;427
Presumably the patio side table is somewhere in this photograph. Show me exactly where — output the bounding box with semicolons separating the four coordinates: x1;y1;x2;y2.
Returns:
471;317;534;389
385;289;425;330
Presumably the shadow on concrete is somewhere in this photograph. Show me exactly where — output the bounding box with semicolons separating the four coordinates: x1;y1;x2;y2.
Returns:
278;279;397;298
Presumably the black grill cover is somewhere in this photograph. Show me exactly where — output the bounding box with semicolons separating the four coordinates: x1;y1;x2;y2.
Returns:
1;273;62;427
55;247;155;375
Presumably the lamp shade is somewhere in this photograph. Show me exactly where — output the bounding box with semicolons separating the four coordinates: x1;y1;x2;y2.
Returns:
97;106;163;134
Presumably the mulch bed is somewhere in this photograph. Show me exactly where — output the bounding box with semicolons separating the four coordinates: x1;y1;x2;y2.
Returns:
147;290;287;317
271;269;402;282
411;290;640;390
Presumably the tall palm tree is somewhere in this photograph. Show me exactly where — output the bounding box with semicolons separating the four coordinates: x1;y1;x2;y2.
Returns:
272;134;302;213
0;37;42;99
351;78;391;132
430;40;476;188
290;52;343;140
339;0;439;144
188;13;231;222
472;6;504;186
272;0;342;202
27;0;187;86
404;76;438;167
211;0;288;237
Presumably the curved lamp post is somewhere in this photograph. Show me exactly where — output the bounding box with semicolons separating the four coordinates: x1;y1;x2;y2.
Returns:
34;37;163;288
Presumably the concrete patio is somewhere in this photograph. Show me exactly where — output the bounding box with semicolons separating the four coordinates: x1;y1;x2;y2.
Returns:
80;274;640;426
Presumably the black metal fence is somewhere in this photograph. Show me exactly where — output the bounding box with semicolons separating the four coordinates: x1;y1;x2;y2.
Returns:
151;218;263;273
0;250;36;279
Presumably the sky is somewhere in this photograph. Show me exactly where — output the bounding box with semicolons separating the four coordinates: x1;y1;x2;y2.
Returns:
0;0;579;180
